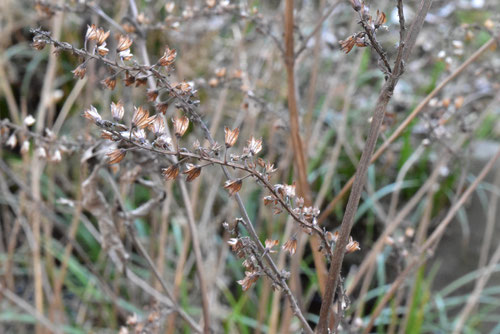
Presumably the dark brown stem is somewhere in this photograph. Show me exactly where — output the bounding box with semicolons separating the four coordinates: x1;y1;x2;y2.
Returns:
315;1;433;333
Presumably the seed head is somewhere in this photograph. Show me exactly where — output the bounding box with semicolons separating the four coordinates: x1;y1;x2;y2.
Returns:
83;105;102;124
102;76;117;90
162;164;179;180
172;115;189;137
131;106;151;129
95;28;110;46
224;179;242;195
147;89;159;102
85;24;98;41
374;10;386;28
265;239;279;253
107;148;126;164
32;37;47;50
183;163;201;182
158;47;177;66
245;136;262;155
282;236;297;255
111;101;125;121
224;127;239;148
148;115;166;135
116;34;133;52
237;271;259;291
346;236;360;253
72;64;87;79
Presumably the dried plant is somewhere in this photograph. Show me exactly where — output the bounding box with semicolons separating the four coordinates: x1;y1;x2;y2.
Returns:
2;1;500;333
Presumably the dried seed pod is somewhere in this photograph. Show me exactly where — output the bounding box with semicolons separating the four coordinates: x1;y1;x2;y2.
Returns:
224;179;242;195
172;115;189;137
224;127;239;148
107;148;126;164
162;165;179;180
183;163;201;182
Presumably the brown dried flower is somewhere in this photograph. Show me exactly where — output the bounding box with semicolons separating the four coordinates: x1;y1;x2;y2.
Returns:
116;34;133;52
101;130;114;140
124;72;135;86
263;195;277;206
72;64;87;79
148;115;165;135
176;81;192;94
183;163;201;182
111;101;124;121
265;239;279;253
224;127;239;148
154;134;173;150
107;148;126;164
340;36;357;54
245;136;262;155
173;115;189;137
215;67;227;77
131;106;151;129
224;179;242;195
156;102;169;115
158;47;177;66
147;89;159;102
85;24;98;41
282;236;297;255
135;77;148;87
237;271;259;291
102;76;117;90
326;231;339;243
83;105;102;123
374;10;387;28
95;28;110;46
162;164;179;180
32;37;46;50
227;238;243;253
346;236;360;253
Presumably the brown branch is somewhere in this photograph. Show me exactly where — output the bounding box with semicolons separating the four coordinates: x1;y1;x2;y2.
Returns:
315;1;433;332
284;1;329;313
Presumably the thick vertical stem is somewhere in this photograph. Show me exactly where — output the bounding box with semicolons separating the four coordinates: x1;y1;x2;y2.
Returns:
284;0;328;302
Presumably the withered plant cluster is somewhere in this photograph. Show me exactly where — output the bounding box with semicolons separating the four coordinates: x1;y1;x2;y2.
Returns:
1;0;500;333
